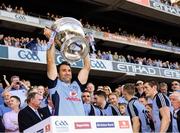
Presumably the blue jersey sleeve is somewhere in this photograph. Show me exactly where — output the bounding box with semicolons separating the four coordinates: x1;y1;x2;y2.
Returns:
75;78;86;92
127;101;138;118
156;93;170;109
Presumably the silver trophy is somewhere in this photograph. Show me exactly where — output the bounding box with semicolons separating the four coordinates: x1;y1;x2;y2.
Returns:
50;17;89;62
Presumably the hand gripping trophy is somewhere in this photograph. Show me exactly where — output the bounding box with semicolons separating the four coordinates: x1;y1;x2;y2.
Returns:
44;17;89;62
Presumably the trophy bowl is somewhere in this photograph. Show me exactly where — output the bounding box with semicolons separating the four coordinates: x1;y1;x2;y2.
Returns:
51;17;89;62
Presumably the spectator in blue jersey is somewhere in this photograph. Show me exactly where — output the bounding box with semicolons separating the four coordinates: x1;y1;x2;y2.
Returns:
94;91;120;116
44;27;91;116
122;83;151;133
171;81;180;92
0;91;12;117
138;96;148;106
118;103;127;116
159;82;172;96
82;91;102;116
114;85;128;104
0;91;12;132
108;92;119;108
169;92;180;132
144;81;172;133
85;82;95;103
82;91;91;104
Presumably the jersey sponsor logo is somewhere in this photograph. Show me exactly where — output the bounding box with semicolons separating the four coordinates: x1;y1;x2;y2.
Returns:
66;90;81;102
18;50;40;61
96;122;115;128
119;120;130;128
74;122;92;129
70;90;77;97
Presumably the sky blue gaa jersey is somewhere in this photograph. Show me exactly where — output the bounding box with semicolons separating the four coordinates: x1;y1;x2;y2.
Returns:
127;97;151;133
48;77;85;116
152;93;172;132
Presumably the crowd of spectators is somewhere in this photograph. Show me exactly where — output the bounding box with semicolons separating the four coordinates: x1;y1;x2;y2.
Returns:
0;75;180;132
0;3;25;15
90;50;180;70
0;3;180;48
0;1;180;133
158;0;180;8
0;35;49;51
0;34;179;70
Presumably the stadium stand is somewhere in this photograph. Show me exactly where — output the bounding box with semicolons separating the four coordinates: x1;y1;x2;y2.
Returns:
0;0;180;132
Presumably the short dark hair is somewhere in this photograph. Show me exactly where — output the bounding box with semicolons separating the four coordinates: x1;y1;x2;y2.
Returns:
139;96;148;101
10;95;21;108
11;95;21;103
94;90;107;99
26;92;39;104
144;81;159;89
57;61;71;73
123;83;135;96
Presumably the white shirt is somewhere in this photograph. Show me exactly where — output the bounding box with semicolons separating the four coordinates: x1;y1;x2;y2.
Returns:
3;110;19;133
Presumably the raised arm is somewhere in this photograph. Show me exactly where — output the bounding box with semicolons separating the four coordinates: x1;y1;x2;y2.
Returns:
78;54;91;85
44;28;58;80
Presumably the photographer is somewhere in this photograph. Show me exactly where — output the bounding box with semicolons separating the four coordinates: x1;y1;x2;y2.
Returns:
5;76;29;91
5;75;29;108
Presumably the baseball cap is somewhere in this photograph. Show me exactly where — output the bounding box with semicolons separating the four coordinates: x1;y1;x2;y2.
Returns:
136;80;144;85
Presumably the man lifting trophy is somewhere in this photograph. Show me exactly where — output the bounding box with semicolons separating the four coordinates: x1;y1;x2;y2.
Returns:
44;17;90;62
44;17;91;116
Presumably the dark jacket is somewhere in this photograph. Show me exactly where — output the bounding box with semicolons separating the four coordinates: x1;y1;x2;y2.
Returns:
18;106;44;132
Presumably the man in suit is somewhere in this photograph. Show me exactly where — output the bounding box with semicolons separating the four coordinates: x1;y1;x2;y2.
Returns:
39;95;54;119
18;92;43;132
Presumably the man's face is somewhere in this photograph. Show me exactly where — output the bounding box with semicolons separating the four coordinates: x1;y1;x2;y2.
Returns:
170;95;180;110
138;97;148;106
160;86;167;94
122;90;130;101
136;83;144;93
12;77;20;89
59;65;72;83
86;83;95;93
82;92;91;104
37;86;45;96
31;94;43;109
143;83;154;98
10;97;20;109
108;95;118;106
94;95;104;107
171;81;180;91
119;105;126;115
3;92;12;106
